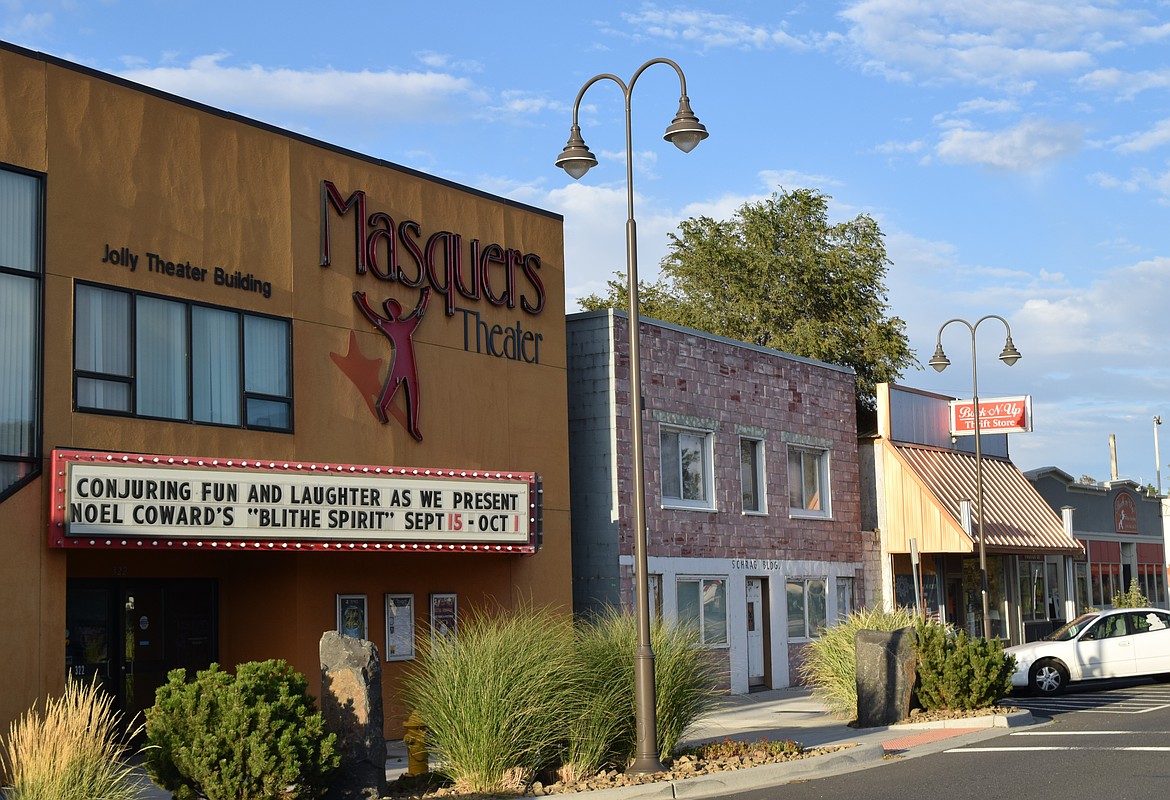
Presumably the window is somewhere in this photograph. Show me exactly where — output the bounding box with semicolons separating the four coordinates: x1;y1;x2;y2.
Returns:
660;427;713;508
787;578;827;639
740;437;765;513
676;578;728;646
0;167;42;498
835;577;854;621
788;446;829;517
74;283;292;431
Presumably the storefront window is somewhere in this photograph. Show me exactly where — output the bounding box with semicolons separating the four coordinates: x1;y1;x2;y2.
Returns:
786;578;827;639
676;578;727;646
0;167;42;499
74;284;293;431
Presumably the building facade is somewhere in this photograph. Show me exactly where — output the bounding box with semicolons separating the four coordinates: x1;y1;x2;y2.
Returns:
0;43;571;737
567;311;863;693
860;384;1084;643
1026;467;1169;612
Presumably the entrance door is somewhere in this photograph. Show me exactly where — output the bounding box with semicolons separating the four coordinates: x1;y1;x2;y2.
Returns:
66;579;218;721
746;578;770;689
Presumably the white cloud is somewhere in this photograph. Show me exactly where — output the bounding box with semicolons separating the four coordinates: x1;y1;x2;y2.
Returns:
1077;67;1170;99
757;168;842;189
621;6;813;51
936;118;1082;170
837;0;1154;87
1108;118;1170;154
117;53;485;124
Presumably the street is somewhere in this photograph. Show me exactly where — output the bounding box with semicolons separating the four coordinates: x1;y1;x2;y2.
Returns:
728;679;1170;799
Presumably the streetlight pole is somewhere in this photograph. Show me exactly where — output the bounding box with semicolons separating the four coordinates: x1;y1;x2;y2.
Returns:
1155;416;1163;497
555;58;707;774
929;315;1021;641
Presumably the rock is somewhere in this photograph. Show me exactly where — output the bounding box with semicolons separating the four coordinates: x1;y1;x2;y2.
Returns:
854;627;917;727
320;631;386;800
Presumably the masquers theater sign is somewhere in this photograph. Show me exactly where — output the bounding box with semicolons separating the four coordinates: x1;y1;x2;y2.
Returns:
320;180;550;440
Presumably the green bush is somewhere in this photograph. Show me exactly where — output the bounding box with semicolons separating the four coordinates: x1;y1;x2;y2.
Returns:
145;659;339;800
914;621;1014;711
797;604;919;718
1;677;144;800
1112;578;1150;609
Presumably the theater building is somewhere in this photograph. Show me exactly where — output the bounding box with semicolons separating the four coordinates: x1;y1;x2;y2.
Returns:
0;42;570;737
567;311;864;692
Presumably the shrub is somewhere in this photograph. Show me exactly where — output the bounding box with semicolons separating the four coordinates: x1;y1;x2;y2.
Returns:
145;659;339;800
1;677;144;800
797;604;919;718
914;621;1015;711
1112;578;1150;609
565;609;720;773
400;604;578;794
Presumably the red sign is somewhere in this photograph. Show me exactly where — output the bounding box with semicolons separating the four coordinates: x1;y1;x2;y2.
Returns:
948;395;1032;436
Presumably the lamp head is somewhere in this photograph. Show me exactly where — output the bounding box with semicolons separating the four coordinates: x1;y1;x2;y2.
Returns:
663;95;709;153
554;124;598;180
928;344;950;373
998;335;1021;366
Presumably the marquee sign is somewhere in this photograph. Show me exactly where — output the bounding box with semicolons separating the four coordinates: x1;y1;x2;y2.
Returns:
49;450;541;553
948;395;1032;436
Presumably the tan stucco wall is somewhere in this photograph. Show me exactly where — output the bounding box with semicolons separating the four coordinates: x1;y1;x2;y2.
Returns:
1;45;570;737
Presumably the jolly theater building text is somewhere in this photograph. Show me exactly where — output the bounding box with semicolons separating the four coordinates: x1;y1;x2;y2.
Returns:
0;42;570;738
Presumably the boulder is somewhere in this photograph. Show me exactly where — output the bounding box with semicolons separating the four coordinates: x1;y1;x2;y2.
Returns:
320;631;386;800
854;627;917;727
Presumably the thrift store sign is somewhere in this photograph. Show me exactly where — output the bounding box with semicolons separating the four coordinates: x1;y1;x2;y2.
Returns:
49;450;539;552
948;395;1032;436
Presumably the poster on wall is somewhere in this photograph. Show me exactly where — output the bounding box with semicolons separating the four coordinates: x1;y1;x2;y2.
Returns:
385;594;415;661
337;594;368;640
430;593;457;643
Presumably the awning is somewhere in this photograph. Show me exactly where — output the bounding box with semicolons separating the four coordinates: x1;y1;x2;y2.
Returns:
885;442;1083;556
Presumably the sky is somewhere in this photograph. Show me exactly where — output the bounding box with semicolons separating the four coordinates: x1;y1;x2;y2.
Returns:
4;0;1170;487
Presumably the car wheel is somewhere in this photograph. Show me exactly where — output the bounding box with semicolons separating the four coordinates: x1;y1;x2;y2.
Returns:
1030;660;1068;695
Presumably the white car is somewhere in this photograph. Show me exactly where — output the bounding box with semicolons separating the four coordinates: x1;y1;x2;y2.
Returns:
1006;607;1170;695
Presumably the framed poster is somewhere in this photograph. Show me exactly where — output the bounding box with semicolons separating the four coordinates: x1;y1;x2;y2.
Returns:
337;594;368;640
384;593;415;661
430;593;457;643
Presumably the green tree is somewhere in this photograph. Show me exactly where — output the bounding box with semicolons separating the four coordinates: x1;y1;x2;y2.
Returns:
580;188;915;409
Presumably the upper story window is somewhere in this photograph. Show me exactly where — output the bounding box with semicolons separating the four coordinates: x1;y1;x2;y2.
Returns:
740;437;766;514
788;445;830;518
74;283;293;431
660;426;714;509
0;167;42;499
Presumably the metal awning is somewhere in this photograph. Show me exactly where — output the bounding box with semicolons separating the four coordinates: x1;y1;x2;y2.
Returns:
889;443;1083;556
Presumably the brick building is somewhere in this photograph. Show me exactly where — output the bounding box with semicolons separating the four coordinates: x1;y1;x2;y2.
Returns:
567;310;862;692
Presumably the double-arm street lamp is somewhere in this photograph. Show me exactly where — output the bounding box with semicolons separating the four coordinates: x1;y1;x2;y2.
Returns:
555;58;708;774
929;315;1021;641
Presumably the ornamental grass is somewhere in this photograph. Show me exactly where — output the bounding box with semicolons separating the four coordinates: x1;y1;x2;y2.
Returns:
1;677;145;800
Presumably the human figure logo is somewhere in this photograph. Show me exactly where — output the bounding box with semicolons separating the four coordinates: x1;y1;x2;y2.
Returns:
334;289;430;440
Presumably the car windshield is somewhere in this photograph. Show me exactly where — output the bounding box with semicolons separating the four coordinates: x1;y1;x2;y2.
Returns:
1044;613;1101;641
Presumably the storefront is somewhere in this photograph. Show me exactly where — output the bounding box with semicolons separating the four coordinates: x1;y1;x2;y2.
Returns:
1027;467;1169;612
0;42;570;737
860;384;1084;643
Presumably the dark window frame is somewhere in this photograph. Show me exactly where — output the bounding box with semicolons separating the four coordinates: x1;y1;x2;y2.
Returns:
72;281;294;433
0;163;45;502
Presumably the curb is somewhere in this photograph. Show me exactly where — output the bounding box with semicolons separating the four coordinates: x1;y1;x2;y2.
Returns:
547;743;886;800
884;709;1034;730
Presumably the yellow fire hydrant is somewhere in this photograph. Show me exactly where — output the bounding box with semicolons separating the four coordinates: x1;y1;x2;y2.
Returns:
402;710;428;776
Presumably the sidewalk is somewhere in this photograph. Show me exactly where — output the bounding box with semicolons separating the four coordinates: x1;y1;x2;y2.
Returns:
139;688;1037;799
